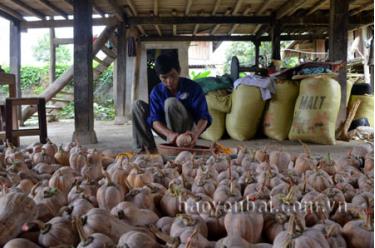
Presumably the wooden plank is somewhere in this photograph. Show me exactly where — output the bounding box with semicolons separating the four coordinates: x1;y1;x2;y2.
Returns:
49;19;56;84
211;0;221;15
185;0;193;16
0;3;24;22
101;46;117;58
306;0;327;16
11;129;41;137
53;38;73;45
106;0;124;22
271;21;281;60
211;8;232;35
329;0;349;129
21;17;118;29
276;0;305;19
114;23;127;125
6;98;41;105
93;3;106;17
10;21;21;100
73;0;97;144
12;0;46;20
153;0;162;36
37;98;47;144
229;6;251;35
350;2;373;16
127;15;272;25
140;34;328;42
0;9;19;23
35;0;69;19
172;9;177;36
251;0;273;34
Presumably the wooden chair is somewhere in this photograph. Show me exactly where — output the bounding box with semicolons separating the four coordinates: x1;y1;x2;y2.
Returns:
0;72;17;142
0;72;47;146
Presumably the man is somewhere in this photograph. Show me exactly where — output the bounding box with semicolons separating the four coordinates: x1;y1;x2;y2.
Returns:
132;53;211;153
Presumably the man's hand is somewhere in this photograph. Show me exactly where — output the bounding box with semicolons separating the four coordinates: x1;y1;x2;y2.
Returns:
183;131;198;147
166;132;179;145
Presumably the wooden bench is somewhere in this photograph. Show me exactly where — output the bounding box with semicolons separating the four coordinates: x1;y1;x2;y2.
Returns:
0;72;17;133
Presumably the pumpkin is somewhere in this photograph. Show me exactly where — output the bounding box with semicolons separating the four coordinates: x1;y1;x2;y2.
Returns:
127;166;153;188
224;206;264;243
41;138;58;158
0;191;38;245
117;231;160;248
36;217;78;247
273;214;330;248
3;238;41;248
111;201;159;227
54;145;70;166
96;170;123;210
69;151;87;173
342;210;374;248
49;167;76;194
62;198;94;219
75;217;115;248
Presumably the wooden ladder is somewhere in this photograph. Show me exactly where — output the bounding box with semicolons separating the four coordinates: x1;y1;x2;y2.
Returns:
22;25;118;122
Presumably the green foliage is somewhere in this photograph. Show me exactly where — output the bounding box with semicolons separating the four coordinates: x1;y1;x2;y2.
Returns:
95;65;113;87
94;100;115;120
189;70;211;80
282;57;300;68
57;102;74;119
32;34;72;64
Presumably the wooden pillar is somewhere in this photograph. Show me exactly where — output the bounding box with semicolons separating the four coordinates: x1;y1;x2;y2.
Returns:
271;21;281;60
9;21;21;98
114;23;127;125
72;0;97;144
254;40;260;67
361;26;371;85
49;17;56;84
329;0;349;127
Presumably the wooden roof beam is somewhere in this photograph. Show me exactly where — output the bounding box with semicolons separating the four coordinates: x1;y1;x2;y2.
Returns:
126;0;146;36
140;34;328;42
232;0;244;15
185;0;193;16
229;6;252;35
210;8;231;35
172;9;177;36
106;0;125;22
0;3;24;22
276;0;306;19
35;0;69;19
128;14;271;25
251;0;273;34
211;0;221;15
193;10;204;36
93;3;106;17
306;0;327;16
350;1;373;16
12;0;46;20
152;0;161;36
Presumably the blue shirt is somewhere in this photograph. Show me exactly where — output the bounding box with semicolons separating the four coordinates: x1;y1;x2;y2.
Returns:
147;77;212;128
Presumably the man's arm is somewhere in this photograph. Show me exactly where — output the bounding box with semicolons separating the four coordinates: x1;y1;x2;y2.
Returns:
185;119;208;146
153;121;179;144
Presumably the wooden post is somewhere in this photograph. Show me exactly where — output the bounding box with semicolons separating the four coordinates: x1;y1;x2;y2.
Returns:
49;17;56;84
9;20;22;127
72;0;97;144
254;40;260;67
271;21;281;60
114;22;127;125
329;0;349;127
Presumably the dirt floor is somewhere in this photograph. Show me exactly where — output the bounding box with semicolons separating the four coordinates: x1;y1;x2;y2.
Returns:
19;119;373;159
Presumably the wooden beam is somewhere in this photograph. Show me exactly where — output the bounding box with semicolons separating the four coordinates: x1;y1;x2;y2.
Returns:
229;6;251;35
152;1;161;36
128;15;272;25
185;0;193;16
350;2;373;16
125;0;146;36
21;17;117;29
0;9;20;23
232;0;244;15
93;3;106;17
0;3;24;22
172;9;177;36
271;21;281;60
276;0;306;19
193;11;204;36
10;21;21;100
114;22;127;124
329;0;349;130
306;0;327;16
140;34;328;42
106;0;124;22
35;0;69;19
73;0;97;144
251;0;273;34
12;0;46;20
211;0;221;15
53;38;73;45
254;40;260;67
210;8;231;35
49;17;56;84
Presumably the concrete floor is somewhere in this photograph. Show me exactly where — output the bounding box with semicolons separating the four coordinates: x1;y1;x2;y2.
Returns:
20;119;372;159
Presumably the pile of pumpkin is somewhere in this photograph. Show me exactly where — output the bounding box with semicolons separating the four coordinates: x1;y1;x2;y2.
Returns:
0;139;373;248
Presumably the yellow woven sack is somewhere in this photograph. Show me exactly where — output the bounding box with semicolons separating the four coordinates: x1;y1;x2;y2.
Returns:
289;76;341;145
205;90;232;113
349;95;374;127
201;108;226;141
226;85;265;141
263;80;299;141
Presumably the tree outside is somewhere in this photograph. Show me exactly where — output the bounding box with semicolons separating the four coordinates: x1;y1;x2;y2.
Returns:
32;33;72;64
